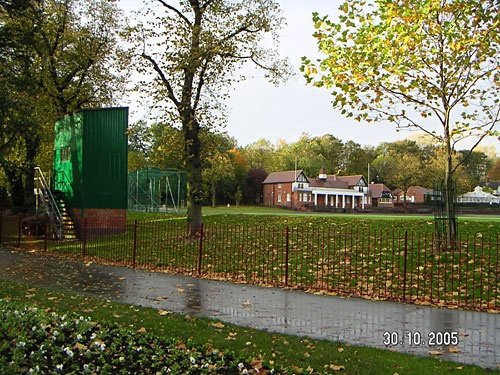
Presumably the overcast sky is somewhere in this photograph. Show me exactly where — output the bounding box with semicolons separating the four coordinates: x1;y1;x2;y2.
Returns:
119;0;499;155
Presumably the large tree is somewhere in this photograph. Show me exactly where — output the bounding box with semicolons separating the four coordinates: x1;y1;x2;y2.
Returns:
302;0;499;245
129;0;289;234
0;0;125;210
28;0;125;117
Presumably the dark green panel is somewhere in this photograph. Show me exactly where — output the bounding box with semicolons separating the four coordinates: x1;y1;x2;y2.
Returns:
81;108;128;209
52;107;128;210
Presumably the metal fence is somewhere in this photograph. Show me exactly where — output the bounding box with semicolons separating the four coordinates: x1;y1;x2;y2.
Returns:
1;213;498;312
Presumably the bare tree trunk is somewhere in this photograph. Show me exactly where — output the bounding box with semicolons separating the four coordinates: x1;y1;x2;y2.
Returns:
23;133;40;212
211;183;216;207
183;116;203;236
3;163;25;210
444;130;457;249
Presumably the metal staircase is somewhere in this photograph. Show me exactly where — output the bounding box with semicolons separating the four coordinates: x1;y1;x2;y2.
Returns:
34;167;77;240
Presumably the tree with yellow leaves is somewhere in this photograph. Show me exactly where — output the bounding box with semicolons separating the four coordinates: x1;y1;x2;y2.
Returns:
302;0;499;245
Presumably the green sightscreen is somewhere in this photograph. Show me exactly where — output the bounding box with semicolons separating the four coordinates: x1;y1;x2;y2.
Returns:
52;107;128;211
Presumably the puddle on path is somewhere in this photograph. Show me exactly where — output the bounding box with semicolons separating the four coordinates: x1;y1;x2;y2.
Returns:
1;248;498;369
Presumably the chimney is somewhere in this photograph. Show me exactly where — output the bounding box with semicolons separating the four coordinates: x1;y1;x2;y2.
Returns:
319;166;327;180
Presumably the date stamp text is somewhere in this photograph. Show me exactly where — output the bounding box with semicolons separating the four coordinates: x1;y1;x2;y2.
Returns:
383;331;459;347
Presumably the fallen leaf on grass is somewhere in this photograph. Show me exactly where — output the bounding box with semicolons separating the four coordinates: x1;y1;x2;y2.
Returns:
172;343;186;353
327;364;345;371
73;343;87;351
250;358;263;370
136;327;147;333
158;309;172;316
211;322;225;329
337;347;344;353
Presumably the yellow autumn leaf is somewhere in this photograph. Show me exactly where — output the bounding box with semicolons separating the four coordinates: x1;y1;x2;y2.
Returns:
211;322;225;328
251;358;263;370
73;343;87;351
328;364;345;371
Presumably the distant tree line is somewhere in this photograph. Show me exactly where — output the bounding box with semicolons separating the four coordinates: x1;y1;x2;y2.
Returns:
127;121;500;207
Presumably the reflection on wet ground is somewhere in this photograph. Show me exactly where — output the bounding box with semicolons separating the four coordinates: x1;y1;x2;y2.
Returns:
1;248;498;369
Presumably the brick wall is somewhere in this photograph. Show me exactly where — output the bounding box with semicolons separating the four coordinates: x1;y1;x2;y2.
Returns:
72;208;126;233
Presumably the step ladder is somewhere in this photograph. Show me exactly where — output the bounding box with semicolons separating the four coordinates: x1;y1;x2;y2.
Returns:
34;167;77;240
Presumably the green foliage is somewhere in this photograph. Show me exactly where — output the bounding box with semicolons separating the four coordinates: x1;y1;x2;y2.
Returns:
487;159;500;180
303;0;499;142
0;0;126;210
0;301;262;374
458;150;493;186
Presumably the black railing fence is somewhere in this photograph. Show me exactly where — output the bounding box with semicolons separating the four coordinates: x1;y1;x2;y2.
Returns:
1;213;498;312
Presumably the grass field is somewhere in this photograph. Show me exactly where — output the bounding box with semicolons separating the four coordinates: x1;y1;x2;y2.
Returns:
0;279;494;374
128;205;500;233
3;207;499;311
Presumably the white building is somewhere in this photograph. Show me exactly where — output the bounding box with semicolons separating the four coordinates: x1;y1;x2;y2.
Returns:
458;186;500;204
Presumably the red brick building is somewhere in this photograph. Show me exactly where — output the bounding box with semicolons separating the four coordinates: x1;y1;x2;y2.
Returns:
368;183;394;207
262;170;311;209
263;168;367;210
393;186;433;203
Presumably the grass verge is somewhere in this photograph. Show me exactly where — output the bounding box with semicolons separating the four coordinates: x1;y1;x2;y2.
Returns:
0;279;494;374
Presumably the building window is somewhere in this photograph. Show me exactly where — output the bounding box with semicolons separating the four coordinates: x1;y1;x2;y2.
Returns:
277;193;282;203
277;184;282;189
286;193;291;202
299;193;303;201
61;146;71;162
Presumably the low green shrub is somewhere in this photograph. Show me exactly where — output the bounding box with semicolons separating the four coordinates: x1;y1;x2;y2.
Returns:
0;301;278;374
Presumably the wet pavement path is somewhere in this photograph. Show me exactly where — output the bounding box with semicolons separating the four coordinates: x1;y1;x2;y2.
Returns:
1;248;498;369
